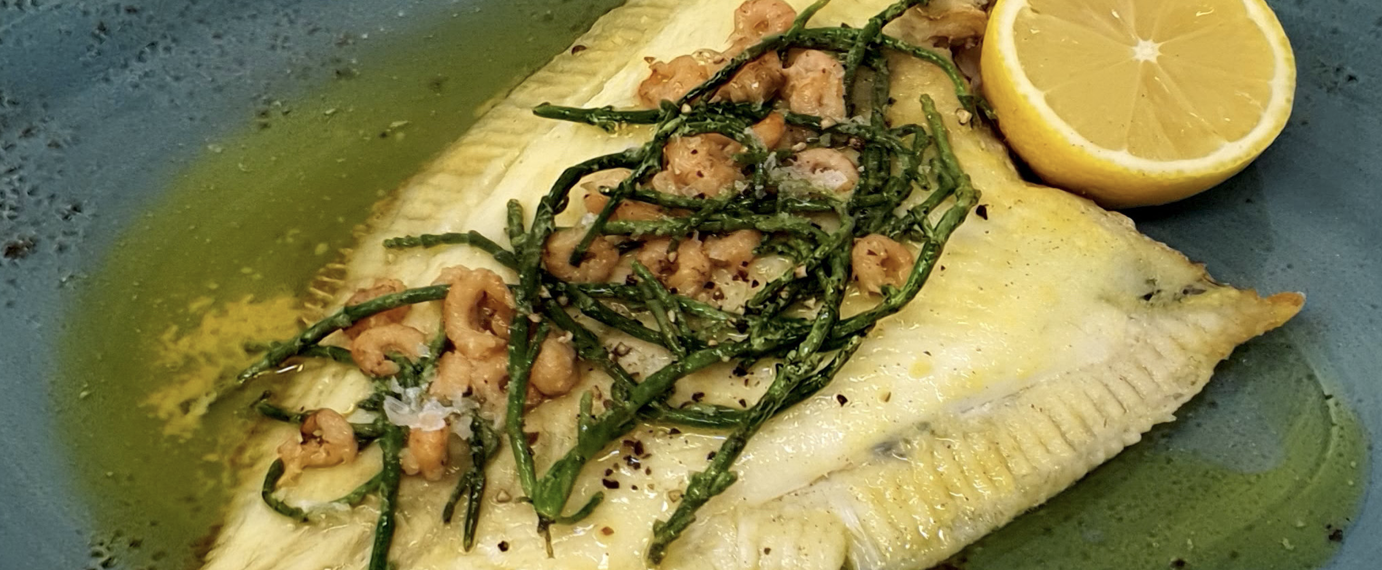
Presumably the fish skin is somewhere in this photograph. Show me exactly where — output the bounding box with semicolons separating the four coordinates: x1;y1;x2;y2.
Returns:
201;1;1303;569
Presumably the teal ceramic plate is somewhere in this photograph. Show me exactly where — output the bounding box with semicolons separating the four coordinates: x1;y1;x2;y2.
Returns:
0;1;1375;568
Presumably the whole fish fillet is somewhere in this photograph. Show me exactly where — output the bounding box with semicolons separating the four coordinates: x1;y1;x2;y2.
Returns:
202;1;1302;569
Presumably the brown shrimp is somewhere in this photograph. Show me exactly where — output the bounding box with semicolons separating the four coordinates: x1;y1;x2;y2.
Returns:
637;237;713;296
277;408;359;483
342;279;410;340
441;266;516;359
579;168;630;196
852;234;915;295
430;350;508;403
636;238;677;277
714;51;785;104
751;112;786;150
705;229;762;275
349;323;429;377
791;148;860;193
654;134;744;198
782;50;847;123
434;349;543;411
530;334;579;398
668;238;713;296
400;427;449;482
582;169;665;221
911;0;988;45
727;0;797;54
637;55;711;109
543;228;620;283
585;191;666;222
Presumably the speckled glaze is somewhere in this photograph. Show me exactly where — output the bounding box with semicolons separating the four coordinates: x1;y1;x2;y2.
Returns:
0;0;1376;568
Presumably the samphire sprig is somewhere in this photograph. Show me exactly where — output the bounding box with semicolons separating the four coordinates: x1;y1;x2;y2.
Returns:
234;0;980;567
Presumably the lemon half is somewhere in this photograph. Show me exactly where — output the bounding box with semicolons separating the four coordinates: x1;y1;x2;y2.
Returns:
981;0;1296;208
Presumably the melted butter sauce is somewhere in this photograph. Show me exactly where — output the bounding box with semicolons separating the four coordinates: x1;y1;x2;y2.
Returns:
57;3;621;568
57;5;1366;570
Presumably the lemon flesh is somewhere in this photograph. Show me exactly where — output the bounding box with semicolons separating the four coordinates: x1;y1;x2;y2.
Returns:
983;0;1296;208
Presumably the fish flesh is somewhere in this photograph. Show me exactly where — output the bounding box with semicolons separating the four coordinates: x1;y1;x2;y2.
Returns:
201;1;1302;569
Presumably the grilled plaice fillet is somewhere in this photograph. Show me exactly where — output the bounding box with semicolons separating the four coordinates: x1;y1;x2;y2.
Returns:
201;1;1303;569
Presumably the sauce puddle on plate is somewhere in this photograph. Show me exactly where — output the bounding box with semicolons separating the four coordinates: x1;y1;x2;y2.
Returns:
56;2;622;568
56;5;1367;569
